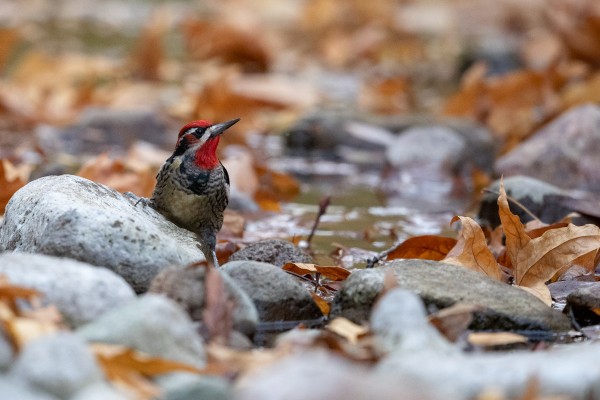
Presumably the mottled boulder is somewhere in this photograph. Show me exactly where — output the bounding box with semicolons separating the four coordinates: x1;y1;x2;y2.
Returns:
0;175;205;292
221;261;322;322
330;259;571;332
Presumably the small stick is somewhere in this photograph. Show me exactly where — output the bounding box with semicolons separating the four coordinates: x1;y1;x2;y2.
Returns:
483;188;542;223
306;195;331;248
366;240;402;269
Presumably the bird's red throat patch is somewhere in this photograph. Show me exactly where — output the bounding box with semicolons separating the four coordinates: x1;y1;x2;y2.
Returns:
194;136;220;169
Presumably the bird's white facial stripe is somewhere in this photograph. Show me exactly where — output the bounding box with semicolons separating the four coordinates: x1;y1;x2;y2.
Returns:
184;127;210;146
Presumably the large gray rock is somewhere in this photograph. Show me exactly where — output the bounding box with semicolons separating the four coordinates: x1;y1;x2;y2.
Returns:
221;261;322;322
330;259;571;332
10;332;103;399
496;104;600;191
0;175;205;292
0;253;135;327
77;294;205;368
149;263;259;338
377;342;600;399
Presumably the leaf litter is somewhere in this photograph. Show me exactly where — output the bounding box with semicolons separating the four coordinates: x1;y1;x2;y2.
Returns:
3;0;600;397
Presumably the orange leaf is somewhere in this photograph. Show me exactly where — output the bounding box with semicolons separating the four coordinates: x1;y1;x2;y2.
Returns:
387;235;457;261
310;292;330;316
314;265;351;281
429;303;482;342
443;216;503;281
282;263;318;275
92;343;201;399
282;263;350;281
0;160;27;214
326;317;368;344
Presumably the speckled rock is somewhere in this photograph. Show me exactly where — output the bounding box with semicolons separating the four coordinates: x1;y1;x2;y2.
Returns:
0;175;205;292
221;261;322;322
330;259;571;332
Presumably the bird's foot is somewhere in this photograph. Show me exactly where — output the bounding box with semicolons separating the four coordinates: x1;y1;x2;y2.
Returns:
125;192;151;207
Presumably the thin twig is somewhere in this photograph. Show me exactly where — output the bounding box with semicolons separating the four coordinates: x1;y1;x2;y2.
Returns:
306;195;331;248
483;188;542;223
366;239;403;268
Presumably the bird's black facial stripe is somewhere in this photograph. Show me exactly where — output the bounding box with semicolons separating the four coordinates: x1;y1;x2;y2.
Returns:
185;127;207;139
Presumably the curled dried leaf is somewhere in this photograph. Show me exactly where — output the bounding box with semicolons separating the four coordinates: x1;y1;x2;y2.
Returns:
387;235;457;261
498;178;600;304
326;317;369;344
443;216;503;281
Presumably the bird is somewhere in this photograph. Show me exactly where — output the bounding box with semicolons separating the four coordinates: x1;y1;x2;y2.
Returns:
131;118;239;268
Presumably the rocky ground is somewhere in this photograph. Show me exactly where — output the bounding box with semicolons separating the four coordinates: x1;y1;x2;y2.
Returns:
3;0;600;399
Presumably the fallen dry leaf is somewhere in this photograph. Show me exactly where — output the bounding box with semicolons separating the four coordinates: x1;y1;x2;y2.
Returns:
443;216;504;281
92;343;201;400
310;292;331;316
498;179;600;305
326;317;369;345
0;275;40;313
282;263;351;281
3;305;64;350
0;276;65;349
0;159;27;214
387;235;457;261
467;332;528;347
429;303;482;342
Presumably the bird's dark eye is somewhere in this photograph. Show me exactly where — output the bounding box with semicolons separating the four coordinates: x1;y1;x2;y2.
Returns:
186;127;206;139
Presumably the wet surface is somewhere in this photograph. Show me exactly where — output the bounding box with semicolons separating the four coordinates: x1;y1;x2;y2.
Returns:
246;150;466;266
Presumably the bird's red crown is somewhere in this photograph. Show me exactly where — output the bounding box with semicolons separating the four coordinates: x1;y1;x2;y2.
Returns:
178;120;212;139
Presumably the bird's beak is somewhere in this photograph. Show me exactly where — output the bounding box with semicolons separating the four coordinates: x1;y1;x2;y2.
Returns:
207;118;240;138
